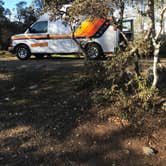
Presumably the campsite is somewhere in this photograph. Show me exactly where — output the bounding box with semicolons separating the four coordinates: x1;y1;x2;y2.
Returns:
0;0;166;165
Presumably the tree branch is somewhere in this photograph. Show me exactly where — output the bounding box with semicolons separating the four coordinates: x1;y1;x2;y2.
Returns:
155;6;166;41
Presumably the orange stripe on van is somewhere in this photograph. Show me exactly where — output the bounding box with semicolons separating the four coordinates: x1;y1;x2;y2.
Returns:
31;42;48;47
12;35;48;40
49;34;72;39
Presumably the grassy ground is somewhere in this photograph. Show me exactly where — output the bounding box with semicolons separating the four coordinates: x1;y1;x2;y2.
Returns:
0;54;165;166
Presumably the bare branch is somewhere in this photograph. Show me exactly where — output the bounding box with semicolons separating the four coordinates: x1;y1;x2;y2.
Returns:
144;21;153;41
120;31;129;45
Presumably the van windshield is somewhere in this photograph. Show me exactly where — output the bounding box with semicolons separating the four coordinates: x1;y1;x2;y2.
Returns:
30;21;48;33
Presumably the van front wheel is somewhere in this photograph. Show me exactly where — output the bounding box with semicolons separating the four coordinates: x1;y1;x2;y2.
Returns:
16;45;31;60
85;43;103;60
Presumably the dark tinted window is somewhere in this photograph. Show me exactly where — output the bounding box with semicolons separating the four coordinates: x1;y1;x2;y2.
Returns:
122;20;133;32
30;21;48;33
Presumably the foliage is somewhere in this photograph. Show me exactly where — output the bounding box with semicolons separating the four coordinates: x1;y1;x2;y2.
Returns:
67;0;109;19
16;1;37;25
16;1;27;22
76;49;160;119
33;0;45;10
44;0;126;28
0;1;37;50
133;35;153;58
0;0;4;16
0;20;23;50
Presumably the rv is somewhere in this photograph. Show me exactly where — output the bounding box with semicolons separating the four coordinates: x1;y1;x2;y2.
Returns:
8;14;133;60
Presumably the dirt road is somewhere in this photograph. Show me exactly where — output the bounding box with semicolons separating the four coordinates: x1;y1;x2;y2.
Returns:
0;54;166;71
0;54;166;166
0;55;84;71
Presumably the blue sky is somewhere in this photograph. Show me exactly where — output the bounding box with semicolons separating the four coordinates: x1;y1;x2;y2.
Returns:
4;0;32;10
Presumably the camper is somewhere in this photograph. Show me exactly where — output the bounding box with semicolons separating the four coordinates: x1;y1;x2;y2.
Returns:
8;14;133;60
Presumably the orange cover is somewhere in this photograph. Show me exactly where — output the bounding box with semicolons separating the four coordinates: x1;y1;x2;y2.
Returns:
75;18;106;37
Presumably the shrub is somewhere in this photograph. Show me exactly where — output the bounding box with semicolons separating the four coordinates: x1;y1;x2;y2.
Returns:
76;49;161;119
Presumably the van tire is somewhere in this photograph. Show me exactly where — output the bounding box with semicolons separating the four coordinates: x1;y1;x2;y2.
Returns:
16;45;31;60
85;43;103;60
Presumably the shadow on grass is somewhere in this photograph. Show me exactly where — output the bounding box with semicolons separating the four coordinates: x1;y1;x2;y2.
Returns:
0;60;92;139
1;125;163;166
0;60;95;165
0;59;165;166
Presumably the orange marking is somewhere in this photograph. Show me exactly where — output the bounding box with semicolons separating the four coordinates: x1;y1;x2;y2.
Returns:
31;42;48;47
49;34;72;39
12;35;48;40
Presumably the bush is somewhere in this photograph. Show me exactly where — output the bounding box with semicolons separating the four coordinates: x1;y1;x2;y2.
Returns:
76;49;161;119
0;20;24;50
147;64;166;88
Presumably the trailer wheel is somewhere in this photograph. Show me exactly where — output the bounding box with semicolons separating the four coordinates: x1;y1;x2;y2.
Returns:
85;43;103;60
16;45;31;60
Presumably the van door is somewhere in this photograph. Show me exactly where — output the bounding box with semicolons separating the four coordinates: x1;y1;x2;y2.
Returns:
28;21;50;53
48;20;77;53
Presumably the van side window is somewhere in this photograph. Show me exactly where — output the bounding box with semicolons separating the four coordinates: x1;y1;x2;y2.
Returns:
49;20;71;34
30;21;48;33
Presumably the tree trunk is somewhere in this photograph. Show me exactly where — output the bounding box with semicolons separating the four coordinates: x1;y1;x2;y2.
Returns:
72;34;88;60
148;0;155;37
144;0;155;41
118;0;125;31
152;41;160;88
152;6;166;88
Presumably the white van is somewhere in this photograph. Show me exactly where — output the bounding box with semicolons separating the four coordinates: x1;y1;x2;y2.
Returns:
8;14;133;60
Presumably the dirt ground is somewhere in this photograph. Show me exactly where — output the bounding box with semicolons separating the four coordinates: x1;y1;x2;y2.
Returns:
0;54;166;166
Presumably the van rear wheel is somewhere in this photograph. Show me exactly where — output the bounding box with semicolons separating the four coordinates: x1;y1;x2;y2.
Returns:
16;45;31;60
85;43;103;60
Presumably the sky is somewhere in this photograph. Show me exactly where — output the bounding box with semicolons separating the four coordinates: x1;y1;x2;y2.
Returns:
4;0;32;10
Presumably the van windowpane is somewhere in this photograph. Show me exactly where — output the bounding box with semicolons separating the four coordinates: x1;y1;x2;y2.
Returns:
30;21;48;33
49;20;71;34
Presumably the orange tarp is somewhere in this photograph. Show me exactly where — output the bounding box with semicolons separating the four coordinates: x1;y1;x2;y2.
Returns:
74;18;106;37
